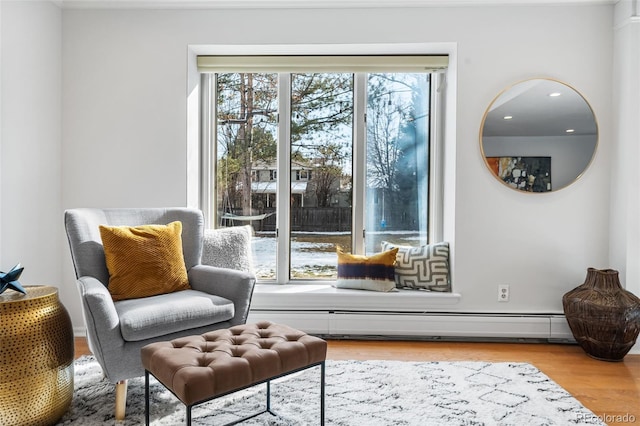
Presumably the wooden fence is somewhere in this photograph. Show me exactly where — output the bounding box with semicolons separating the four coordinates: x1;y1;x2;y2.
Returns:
223;206;418;233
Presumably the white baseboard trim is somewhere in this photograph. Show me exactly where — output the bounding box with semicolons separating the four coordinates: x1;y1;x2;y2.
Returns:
73;326;87;337
249;284;575;341
247;311;576;341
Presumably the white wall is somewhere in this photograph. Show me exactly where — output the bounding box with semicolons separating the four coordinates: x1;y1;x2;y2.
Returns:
0;2;62;297
58;4;615;331
610;1;640;352
0;3;620;341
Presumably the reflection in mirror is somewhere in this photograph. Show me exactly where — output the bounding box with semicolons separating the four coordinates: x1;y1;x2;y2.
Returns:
480;79;597;192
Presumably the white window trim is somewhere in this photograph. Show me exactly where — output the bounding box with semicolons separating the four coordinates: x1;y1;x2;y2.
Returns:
186;42;458;288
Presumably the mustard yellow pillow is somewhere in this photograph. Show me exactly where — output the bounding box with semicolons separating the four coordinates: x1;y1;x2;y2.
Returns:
99;221;190;301
335;246;398;292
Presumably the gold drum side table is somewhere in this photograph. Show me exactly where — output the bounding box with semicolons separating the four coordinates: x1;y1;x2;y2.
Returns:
0;286;74;425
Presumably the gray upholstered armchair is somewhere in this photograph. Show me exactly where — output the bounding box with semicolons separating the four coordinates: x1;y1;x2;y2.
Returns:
64;207;256;420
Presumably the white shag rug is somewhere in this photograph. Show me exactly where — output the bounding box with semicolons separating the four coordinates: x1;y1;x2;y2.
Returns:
57;356;605;425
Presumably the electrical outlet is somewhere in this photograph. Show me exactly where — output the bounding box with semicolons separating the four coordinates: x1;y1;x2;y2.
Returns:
498;285;510;302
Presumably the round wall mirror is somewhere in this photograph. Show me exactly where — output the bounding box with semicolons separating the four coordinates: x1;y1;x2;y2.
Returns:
480;78;598;193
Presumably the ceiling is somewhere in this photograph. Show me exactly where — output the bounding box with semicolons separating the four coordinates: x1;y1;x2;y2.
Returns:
482;79;597;138
54;0;618;9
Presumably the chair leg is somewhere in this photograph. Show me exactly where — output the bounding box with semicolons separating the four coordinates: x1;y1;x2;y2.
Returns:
115;380;128;420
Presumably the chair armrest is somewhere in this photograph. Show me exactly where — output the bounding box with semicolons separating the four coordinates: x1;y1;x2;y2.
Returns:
188;265;256;325
76;276;124;366
77;276;120;330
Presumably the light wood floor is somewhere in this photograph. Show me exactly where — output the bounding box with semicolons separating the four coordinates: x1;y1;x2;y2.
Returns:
75;337;639;425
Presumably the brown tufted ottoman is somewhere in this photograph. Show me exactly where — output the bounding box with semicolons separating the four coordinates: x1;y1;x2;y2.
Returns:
141;321;327;425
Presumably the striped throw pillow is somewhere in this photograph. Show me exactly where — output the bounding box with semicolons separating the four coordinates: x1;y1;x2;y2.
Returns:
335;247;398;292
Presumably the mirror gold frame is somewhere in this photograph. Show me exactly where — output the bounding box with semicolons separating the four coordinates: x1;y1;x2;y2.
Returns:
480;78;598;193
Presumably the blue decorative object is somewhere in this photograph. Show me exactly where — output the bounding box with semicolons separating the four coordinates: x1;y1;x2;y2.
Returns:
0;263;26;295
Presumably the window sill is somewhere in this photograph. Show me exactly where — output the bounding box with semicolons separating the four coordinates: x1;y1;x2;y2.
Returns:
251;283;462;312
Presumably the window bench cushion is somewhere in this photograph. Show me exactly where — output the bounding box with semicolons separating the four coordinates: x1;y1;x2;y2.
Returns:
114;290;234;341
251;284;461;313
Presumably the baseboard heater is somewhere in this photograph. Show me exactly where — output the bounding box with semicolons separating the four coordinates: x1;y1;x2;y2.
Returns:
247;311;575;343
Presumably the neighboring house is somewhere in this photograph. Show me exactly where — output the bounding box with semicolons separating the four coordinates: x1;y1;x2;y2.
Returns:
250;160;350;209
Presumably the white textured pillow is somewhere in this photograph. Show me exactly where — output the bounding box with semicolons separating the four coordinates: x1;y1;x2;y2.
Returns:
202;225;254;274
381;241;451;292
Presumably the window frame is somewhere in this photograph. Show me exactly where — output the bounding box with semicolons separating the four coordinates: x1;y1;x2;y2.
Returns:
188;43;457;286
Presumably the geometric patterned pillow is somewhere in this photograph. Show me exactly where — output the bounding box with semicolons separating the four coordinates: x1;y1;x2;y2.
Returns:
381;241;450;292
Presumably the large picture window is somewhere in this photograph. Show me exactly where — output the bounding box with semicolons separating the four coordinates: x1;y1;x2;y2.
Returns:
199;55;447;283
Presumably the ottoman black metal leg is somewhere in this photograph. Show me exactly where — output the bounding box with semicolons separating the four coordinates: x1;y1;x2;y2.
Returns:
320;361;325;426
266;379;271;413
145;370;150;426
